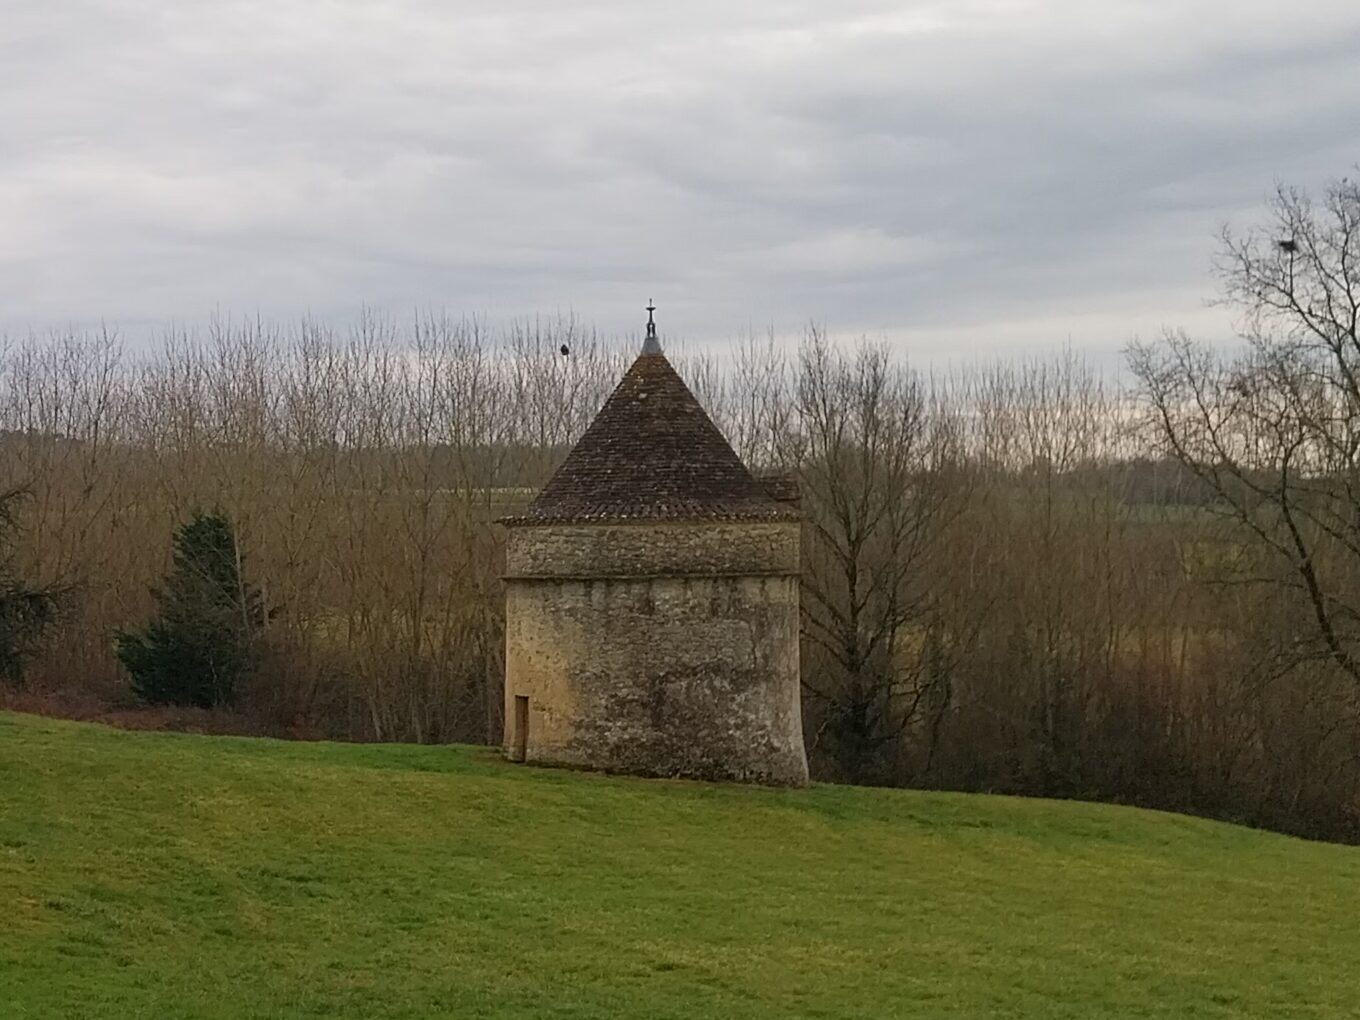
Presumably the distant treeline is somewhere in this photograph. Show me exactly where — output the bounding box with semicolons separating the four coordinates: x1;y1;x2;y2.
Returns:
0;307;1354;845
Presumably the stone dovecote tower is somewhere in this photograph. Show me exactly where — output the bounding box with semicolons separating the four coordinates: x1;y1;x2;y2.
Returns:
499;309;808;786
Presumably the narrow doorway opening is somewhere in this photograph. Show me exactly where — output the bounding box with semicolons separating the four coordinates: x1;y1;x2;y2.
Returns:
513;695;529;762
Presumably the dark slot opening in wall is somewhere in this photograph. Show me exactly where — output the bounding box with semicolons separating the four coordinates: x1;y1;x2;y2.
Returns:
513;695;529;762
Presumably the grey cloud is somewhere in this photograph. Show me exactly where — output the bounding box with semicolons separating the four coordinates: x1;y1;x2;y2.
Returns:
2;0;1359;359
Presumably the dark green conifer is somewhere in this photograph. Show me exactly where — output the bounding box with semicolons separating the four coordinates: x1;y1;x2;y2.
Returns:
0;488;68;684
116;510;264;707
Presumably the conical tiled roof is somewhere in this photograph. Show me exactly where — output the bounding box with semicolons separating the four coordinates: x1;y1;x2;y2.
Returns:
503;350;798;525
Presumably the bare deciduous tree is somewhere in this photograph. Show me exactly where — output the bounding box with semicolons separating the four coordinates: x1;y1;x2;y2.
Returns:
1130;174;1360;685
792;329;964;782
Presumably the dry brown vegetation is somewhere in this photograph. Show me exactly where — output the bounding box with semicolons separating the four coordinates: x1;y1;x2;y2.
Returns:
1;317;1354;843
6;176;1360;843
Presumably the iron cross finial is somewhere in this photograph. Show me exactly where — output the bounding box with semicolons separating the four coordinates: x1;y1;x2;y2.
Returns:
642;300;662;354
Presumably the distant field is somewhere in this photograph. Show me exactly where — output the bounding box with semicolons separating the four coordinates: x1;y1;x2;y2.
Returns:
2;711;1358;1019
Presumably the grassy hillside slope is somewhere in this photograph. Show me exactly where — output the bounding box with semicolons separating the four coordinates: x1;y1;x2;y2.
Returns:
2;711;1358;1019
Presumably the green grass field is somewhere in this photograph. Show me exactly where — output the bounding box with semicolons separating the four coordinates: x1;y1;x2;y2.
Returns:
3;711;1358;1019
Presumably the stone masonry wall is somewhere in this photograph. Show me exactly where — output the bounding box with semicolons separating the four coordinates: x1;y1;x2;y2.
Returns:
505;521;799;578
502;521;808;786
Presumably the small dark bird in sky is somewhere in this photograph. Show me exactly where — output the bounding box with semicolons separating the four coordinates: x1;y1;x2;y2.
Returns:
560;344;570;356
1277;238;1298;253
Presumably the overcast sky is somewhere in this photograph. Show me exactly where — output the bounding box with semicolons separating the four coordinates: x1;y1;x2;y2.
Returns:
3;0;1359;362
